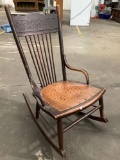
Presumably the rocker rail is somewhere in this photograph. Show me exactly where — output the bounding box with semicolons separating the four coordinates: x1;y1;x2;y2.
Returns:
23;93;108;157
23;93;66;157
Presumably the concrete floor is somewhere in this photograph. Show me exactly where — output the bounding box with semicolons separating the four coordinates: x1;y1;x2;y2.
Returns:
0;8;120;160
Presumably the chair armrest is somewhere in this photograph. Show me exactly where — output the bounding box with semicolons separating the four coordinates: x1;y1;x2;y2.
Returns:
30;80;45;106
64;55;89;84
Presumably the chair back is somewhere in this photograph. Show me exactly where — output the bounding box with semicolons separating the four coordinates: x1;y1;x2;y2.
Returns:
4;5;66;88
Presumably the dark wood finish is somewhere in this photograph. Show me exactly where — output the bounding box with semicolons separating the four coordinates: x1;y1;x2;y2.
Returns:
36;101;40;119
13;0;39;11
63;105;101;133
13;0;45;11
78;112;108;123
12;13;59;37
111;8;120;23
57;119;64;151
4;5;108;157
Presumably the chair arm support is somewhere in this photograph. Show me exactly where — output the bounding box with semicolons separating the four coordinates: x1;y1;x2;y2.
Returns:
64;55;89;84
30;80;45;106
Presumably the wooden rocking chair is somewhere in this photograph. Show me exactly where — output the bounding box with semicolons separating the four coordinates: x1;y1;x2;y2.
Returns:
4;5;108;157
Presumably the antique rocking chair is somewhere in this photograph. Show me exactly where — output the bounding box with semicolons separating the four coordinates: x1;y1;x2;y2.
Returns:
5;5;108;157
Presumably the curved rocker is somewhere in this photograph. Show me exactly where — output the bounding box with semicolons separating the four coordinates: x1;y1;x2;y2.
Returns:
23;93;66;157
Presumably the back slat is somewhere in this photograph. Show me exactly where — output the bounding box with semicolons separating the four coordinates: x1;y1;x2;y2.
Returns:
33;35;48;86
29;36;44;84
32;35;47;86
37;35;50;85
41;34;52;84
45;34;54;83
24;33;58;86
45;34;55;83
25;36;43;85
49;33;57;82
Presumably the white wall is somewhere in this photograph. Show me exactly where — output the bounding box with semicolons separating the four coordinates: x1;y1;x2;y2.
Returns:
63;0;71;10
1;0;14;7
63;0;100;11
0;0;4;5
63;0;94;10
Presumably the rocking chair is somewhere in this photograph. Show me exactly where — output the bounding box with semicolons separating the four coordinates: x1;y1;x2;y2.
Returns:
4;5;108;157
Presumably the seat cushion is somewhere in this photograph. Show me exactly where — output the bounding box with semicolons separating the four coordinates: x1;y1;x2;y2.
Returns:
40;81;102;112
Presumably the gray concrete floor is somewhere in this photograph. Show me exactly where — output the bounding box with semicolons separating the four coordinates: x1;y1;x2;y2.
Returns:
0;8;120;160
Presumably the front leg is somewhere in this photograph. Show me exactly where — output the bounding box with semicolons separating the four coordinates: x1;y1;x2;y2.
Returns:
99;96;108;123
57;118;66;157
36;101;40;119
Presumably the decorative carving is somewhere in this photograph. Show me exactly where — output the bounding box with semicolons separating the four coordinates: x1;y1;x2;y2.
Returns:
12;14;58;34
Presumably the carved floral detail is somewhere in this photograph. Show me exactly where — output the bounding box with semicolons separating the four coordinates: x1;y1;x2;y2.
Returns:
13;15;58;33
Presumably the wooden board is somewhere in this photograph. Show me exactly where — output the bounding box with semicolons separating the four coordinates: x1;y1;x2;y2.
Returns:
56;0;63;22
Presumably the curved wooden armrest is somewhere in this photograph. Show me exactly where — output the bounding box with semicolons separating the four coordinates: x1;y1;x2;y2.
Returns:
64;55;89;84
30;80;45;106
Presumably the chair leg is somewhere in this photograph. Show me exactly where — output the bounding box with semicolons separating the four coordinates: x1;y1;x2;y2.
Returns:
23;93;66;157
57;119;63;150
99;96;108;122
57;119;66;157
36;101;40;119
